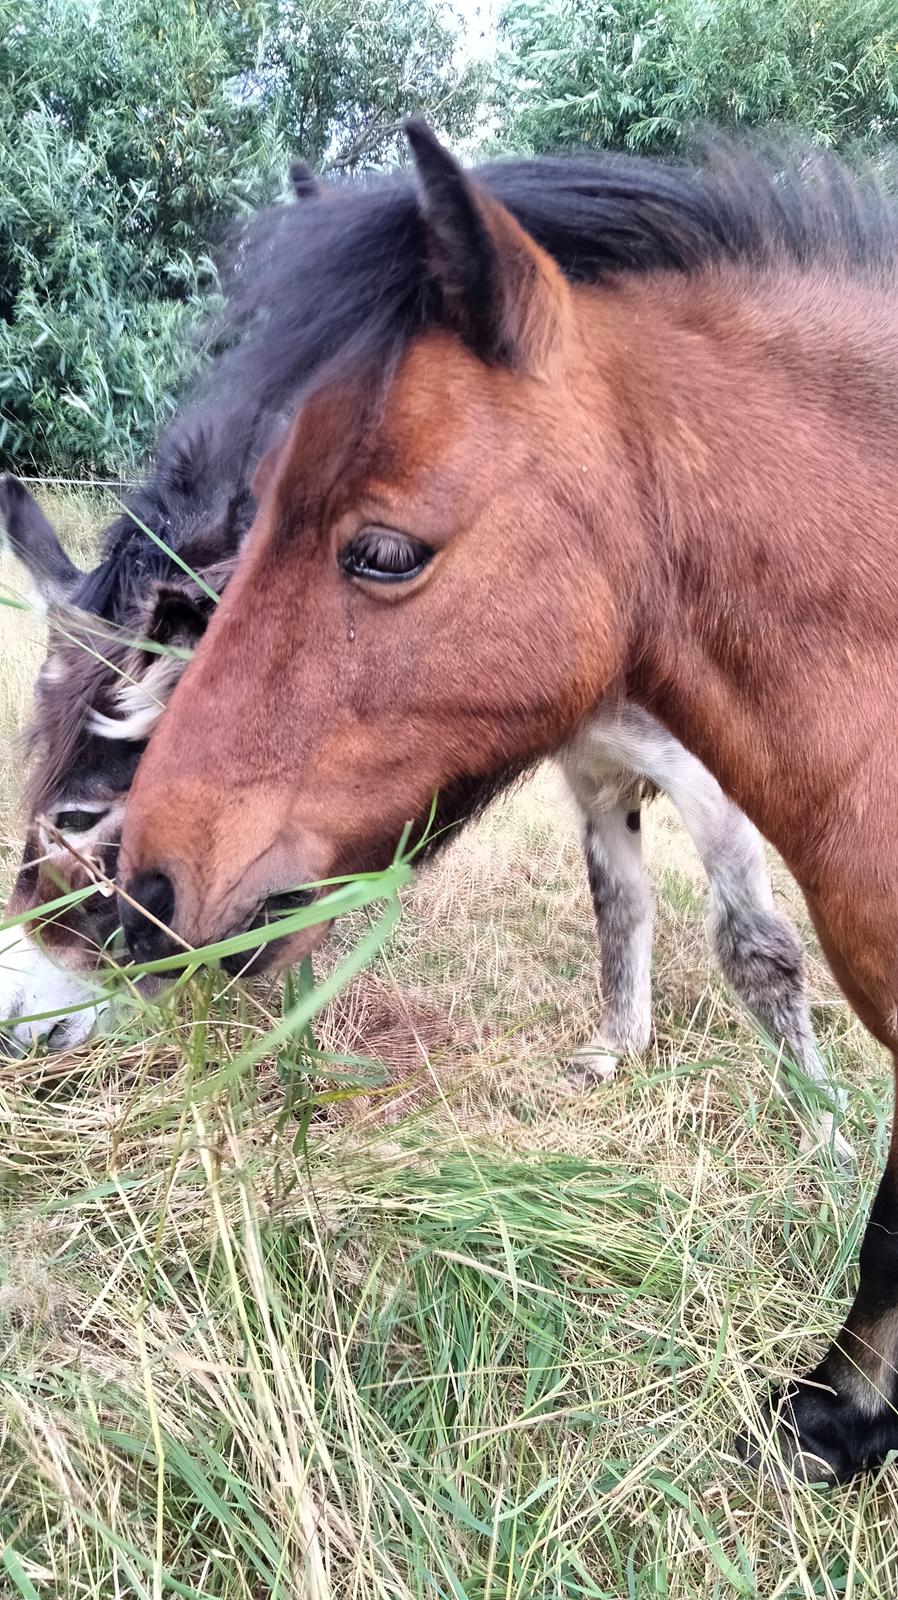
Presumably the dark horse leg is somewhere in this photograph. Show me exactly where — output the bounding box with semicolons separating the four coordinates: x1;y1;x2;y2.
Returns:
754;1138;898;1482
745;891;898;1480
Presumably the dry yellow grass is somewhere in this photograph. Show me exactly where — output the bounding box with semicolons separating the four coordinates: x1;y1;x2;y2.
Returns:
1;490;895;1598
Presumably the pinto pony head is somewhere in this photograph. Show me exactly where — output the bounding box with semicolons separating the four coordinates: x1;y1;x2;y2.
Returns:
1;161;335;1050
0;402;281;1053
119;123;648;963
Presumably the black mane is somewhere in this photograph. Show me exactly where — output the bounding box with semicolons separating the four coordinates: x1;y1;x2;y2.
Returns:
209;136;898;419
71;134;898;624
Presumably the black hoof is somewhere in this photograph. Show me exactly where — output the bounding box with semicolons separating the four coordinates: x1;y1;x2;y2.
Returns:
737;1371;898;1485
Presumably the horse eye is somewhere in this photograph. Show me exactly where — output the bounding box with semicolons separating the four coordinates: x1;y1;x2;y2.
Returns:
53;809;106;834
340;528;433;584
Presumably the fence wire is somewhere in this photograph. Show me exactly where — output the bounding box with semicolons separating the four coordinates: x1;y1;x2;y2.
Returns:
13;475;135;489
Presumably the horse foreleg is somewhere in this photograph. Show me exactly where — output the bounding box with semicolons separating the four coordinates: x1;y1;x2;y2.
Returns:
748;1126;898;1481
563;770;654;1083
745;892;898;1480
654;749;851;1165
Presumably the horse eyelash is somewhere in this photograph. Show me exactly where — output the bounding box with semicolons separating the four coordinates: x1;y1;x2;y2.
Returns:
52;807;108;833
341;529;432;580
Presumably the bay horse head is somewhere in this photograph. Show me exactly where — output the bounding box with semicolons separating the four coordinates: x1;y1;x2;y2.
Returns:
119;123;643;961
119;127;898;971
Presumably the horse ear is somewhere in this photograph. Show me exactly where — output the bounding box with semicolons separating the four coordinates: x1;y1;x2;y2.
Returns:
289;159;319;200
89;581;211;743
143;583;210;653
405;118;568;372
0;474;83;609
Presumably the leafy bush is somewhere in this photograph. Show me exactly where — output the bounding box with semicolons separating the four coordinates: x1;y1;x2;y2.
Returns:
0;0;480;476
6;0;898;475
493;0;898;156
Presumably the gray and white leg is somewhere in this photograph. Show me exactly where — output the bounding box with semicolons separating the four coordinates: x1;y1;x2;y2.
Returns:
660;755;852;1165
570;789;654;1083
564;705;851;1162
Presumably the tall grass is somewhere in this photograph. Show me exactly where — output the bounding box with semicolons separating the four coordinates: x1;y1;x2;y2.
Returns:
1;493;897;1597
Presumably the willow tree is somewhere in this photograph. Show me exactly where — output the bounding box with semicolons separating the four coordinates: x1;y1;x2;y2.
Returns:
0;0;480;473
493;0;898;155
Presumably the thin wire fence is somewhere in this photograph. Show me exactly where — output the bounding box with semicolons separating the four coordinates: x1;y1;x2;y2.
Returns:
12;475;134;489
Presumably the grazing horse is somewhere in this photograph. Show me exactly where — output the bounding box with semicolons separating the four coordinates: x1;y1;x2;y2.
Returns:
1;463;844;1161
117;126;898;1479
0;165;840;1114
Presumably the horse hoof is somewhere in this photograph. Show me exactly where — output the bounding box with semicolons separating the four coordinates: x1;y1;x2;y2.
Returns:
567;1043;620;1085
737;1374;898;1485
797;1111;855;1173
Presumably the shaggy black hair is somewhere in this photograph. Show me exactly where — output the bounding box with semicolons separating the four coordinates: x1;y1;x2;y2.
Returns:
58;134;898;631
26;399;282;811
74;398;282;626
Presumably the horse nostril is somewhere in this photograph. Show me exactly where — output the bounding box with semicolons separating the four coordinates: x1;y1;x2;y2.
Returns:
120;870;177;963
130;869;175;925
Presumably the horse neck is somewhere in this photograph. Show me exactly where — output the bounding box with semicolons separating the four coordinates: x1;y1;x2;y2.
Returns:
585;268;898;868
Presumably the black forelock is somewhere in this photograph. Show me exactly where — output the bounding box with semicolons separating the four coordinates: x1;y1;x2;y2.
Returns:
59;134;898;636
207;134;898;420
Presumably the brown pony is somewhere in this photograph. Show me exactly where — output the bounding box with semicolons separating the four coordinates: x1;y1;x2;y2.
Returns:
120;125;898;1481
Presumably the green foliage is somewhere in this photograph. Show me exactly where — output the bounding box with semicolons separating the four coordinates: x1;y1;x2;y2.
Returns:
494;0;898;156
0;0;480;476
7;0;898;476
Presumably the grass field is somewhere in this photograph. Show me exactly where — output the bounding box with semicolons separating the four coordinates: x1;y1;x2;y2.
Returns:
1;491;897;1598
